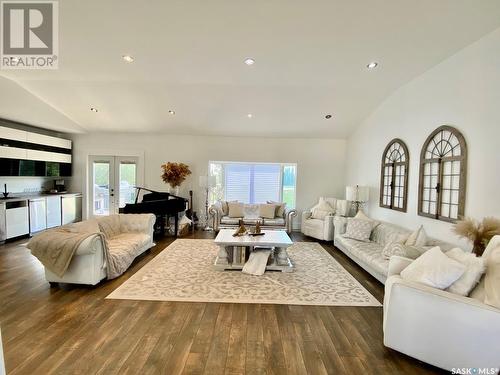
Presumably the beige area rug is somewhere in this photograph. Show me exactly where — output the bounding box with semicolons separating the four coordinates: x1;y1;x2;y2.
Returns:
106;239;381;307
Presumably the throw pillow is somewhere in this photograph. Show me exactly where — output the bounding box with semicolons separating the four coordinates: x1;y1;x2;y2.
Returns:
228;202;245;218
311;201;335;220
405;225;427;246
267;201;286;217
343;218;373;242
259;204;277;219
354;210;380;229
445;248;485;296
382;242;422;260
484;244;500;309
400;246;466;289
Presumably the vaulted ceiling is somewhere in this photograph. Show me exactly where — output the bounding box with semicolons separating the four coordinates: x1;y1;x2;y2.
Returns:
2;0;500;138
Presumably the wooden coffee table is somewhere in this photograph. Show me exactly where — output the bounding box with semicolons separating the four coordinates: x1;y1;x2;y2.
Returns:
213;229;294;272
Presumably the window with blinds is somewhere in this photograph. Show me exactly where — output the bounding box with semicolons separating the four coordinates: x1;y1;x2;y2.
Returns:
209;161;297;208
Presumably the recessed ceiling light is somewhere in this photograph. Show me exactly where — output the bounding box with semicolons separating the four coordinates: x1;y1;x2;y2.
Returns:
325;114;332;119
244;58;255;66
168;110;175;115
247;113;253;118
122;55;134;63
90;107;98;113
366;61;378;69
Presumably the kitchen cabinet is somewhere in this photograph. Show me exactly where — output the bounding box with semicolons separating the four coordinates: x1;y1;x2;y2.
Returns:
46;195;62;228
29;198;47;234
5;200;29;239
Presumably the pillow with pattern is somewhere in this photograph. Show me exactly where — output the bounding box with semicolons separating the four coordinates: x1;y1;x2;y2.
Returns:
343;218;373;242
382;242;422;260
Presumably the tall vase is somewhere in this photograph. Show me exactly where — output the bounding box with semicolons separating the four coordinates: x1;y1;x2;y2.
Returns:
174;186;180;196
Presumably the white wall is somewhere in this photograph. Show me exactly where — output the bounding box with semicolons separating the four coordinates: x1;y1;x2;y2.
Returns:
346;28;500;246
70;133;347;228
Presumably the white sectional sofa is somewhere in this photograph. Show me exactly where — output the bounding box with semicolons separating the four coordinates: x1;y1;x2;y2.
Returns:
333;217;454;283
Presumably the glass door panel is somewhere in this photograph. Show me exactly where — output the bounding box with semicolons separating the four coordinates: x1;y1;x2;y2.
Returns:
118;159;137;208
90;157;115;216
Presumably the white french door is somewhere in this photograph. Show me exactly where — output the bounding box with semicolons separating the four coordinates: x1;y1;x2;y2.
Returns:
88;155;139;217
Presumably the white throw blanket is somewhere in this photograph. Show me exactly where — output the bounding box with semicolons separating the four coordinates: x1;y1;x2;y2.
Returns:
242;249;271;276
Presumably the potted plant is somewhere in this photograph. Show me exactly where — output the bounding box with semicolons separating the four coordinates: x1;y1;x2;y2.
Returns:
453;217;500;256
161;162;191;195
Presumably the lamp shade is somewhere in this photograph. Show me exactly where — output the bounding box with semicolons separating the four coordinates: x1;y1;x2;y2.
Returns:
346;185;369;202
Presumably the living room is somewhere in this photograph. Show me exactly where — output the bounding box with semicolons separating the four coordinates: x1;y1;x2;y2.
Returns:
1;1;500;374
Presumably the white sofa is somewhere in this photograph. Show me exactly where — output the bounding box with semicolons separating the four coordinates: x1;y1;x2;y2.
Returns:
333;217;454;283
209;201;296;233
301;197;354;241
44;214;155;286
383;237;500;371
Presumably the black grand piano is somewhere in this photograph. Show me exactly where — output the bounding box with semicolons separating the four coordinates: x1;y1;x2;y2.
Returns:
122;187;188;237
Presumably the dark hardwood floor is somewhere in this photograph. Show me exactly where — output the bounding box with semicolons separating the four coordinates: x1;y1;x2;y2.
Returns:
0;230;445;375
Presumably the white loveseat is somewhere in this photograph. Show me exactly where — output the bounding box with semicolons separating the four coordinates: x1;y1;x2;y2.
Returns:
209;201;296;233
383;236;500;371
44;214;155;286
333;217;454;283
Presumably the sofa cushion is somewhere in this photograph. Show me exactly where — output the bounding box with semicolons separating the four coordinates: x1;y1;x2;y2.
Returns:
336;236;389;276
228;202;245;218
405;225;427;247
220;216;241;225
344;218;372;242
311;200;335;220
382;242;421;260
371;223;411;247
97;215;121;239
400;246;466;289
445;248;485;296
107;233;150;254
259;204;277;219
267;201;286;217
262;218;285;226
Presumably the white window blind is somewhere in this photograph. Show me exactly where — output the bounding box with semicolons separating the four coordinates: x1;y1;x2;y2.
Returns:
210;161;297;208
224;163;281;203
225;164;251;202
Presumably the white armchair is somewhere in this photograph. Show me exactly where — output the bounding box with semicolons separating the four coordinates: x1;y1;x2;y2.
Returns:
301;197;341;241
383;244;500;371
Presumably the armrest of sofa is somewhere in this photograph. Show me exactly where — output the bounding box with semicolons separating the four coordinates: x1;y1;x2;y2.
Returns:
74;233;106;255
208;203;222;231
383;276;500;369
387;256;413;277
301;210;312;228
333;216;348;236
384;275;500;330
284;208;297;233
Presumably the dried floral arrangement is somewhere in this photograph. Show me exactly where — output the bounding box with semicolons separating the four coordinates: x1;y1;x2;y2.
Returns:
453;217;500;256
161;162;191;188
